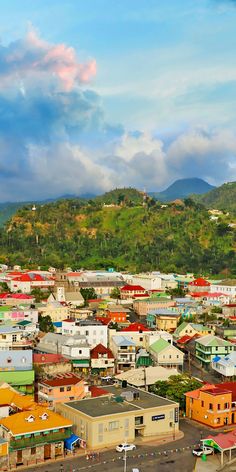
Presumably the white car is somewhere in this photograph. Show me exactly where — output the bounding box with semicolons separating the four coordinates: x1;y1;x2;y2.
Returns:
116;443;136;452
192;446;214;457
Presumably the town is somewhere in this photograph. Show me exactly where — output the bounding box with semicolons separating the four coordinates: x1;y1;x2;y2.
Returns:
0;266;234;471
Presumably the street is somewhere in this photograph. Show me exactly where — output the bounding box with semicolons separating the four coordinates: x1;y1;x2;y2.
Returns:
25;420;210;472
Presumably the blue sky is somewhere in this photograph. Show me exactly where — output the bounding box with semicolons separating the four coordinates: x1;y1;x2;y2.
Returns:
0;0;235;200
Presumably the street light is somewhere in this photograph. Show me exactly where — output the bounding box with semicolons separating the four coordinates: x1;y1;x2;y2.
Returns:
123;448;127;472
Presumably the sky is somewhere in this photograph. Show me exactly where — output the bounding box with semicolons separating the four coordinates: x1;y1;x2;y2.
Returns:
0;0;236;201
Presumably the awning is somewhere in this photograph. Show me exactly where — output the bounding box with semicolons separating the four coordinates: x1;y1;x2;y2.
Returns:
64;434;80;450
212;355;221;362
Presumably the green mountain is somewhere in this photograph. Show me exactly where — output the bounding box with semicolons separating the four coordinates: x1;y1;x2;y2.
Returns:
150;178;215;202
0;194;235;275
94;187;144;205
193;181;236;213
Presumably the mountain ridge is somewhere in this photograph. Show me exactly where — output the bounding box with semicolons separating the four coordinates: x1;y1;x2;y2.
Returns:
149;178;215;202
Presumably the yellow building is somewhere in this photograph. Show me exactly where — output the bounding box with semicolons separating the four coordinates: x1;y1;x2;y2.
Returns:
56;385;179;449
156;313;181;332
39;301;69;322
174;322;214;340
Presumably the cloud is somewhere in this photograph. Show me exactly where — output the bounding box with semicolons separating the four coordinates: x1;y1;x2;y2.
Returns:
0;29;235;201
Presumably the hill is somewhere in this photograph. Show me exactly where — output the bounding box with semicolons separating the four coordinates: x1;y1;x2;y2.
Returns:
94;187;145;205
0;196;235;275
150;178;215;202
193;182;236;213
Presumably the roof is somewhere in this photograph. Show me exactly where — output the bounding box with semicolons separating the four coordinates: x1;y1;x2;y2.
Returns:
121;323;149;332
112;335;136;347
0;406;72;436
39;373;82;387
90;344;114;359
88;386;109;397
149;338;171;354
33;353;69;364
121;284;146;292
64;385;177;417
196;335;234;347
115;365;178;387
106;305;130;313
189;278;210;287
0;387;36;410
189;292;209;298
95;316;111;326
204;430;236;451
0;293;33;300
177;335;192;344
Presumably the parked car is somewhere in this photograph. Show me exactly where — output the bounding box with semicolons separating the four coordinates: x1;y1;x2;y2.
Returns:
192;446;214;457
116;443;136;452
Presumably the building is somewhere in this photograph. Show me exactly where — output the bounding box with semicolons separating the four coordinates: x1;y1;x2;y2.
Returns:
195;335;235;368
215;325;236;340
61;319;108;348
0;305;38;324
33;353;71;377
105;305;130;324
211;280;236;299
0;350;34;394
153;310;181;332
202;429;236;466
115;323;151;348
0;406;72;467
115;366;178;389
120;284;146;299
185;382;236;428
188;277;211;293
223;304;236;317
8;272;55;293
131;274;162;291
212;352;236;378
65;270;125;297
56;385;179;449
133;297;175;318
0;293;34;306
110;335;136;372
39;301;69;322
38;373;88;406
0;325;34;350
173;322;214;340
0;385;36;418
90;344;115;374
149;339;184;370
143;331;173;350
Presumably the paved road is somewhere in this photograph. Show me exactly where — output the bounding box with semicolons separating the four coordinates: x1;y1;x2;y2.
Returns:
26;420;212;472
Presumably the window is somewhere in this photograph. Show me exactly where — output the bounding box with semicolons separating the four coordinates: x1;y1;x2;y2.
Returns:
31;447;36;455
218;404;221;410
215;347;218;351
60;387;64;392
224;403;229;409
7;357;12;364
209;403;213;410
201;401;204;407
12;334;17;342
135;416;144;426
66;386;71;391
109;421;119;431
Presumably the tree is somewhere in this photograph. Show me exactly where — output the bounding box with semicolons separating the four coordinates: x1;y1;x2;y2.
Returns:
211;306;222;314
150;374;202;410
38;314;54;333
80;288;97;305
31;288;51;303
110;287;121;299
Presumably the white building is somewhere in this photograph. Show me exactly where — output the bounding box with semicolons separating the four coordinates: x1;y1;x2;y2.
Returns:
211;280;236;299
110;335;136;372
212;352;236;377
61;319;107;348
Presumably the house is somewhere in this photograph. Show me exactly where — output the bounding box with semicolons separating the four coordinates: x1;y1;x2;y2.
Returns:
8;272;55;293
223;304;236;317
0;385;36;418
173;322;214;340
110;335;136;372
120;284;146;299
135;348;153;368
61;319;108;348
56;385;179;449
0;325;34;350
0;350;34;394
212;352;236;378
38;373;88;406
65;270;125;296
0;293;34;306
36;333;91;372
143;331;173;350
115;365;178;389
105;305;130;323
185;382;236;428
155;310;181;332
33;354;71;376
211;280;236;299
188;277;211;293
149;338;184;370
131;274;162;291
0;406;72;467
50;286;84;307
90;344;115;375
215;325;236;340
118;323;151;347
0;305;38;323
133;297;175;318
39;301;69;322
195;335;235;368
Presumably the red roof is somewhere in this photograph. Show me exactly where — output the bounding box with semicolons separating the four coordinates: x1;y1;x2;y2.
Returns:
177;335;192;344
33;354;69;364
90;344;114;359
40;373;82;387
88;298;103;303
121;284;146;292
0;293;33;299
189;277;210;287
122;323;149;332
95;316;111;326
12;273;53;282
89;386;109;398
132;294;149;298
224;304;236;308
186;382;236;402
205;430;236;450
66;272;82;277
189;292;209;298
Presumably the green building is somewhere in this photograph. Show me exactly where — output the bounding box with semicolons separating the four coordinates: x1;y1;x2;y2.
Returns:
195;335;235;369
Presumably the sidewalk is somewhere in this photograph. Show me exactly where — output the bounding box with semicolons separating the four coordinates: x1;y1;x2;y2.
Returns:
195;455;222;472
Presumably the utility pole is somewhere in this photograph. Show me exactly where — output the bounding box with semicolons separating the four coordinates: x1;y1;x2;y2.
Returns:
123;448;127;472
188;351;191;375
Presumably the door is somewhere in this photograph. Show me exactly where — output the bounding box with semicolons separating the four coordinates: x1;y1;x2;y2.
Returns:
16;450;23;464
44;444;51;460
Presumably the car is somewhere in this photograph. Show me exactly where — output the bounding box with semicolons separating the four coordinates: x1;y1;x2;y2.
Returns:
116;443;136;452
192;446;214;457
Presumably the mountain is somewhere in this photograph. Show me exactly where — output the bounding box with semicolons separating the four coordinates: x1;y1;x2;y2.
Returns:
149;178;215;202
94;187;144;205
0;194;235;275
193;182;236;213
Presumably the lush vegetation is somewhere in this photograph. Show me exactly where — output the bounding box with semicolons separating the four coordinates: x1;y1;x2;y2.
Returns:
38;314;54;333
0;190;235;274
149;374;202;410
193;181;236;213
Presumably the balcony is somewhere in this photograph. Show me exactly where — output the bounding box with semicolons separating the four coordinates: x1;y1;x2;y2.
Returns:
10;430;72;450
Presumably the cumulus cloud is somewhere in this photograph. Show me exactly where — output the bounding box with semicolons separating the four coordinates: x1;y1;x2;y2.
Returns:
0;29;235;201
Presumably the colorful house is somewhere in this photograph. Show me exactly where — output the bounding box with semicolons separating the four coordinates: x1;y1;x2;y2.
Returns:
0;350;34;394
110;335;136;372
212;352;236;378
185;382;236;428
195;335;235;368
120;284;146;299
90;343;115;374
0;406;72;467
149;338;184;370
188;277;211;293
105;305;130;324
173;322;214;340
38;373;88;406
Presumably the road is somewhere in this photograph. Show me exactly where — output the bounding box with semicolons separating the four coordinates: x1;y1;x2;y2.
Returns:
26;420;214;472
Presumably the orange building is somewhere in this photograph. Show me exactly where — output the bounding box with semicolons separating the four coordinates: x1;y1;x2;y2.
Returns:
37;373;89;407
105;305;130;323
185;382;236;428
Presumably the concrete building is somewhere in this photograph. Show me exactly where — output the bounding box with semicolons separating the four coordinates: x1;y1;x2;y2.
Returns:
38;373;88;406
211;280;236;299
110;335;136;372
134;298;175;318
90;344;115;375
56;385;179;449
61;319;108;348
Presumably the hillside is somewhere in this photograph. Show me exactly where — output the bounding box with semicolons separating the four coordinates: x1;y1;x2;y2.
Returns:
150;178;215;202
94;187;144;205
193;182;236;213
0;197;235;275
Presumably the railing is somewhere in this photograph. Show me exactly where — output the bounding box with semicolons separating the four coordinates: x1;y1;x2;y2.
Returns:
10;430;72;450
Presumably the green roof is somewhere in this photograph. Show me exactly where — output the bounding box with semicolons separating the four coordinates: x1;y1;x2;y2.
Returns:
0;370;34;386
149;338;170;354
0;306;11;312
196;335;233;347
17;320;32;326
174;321;188;336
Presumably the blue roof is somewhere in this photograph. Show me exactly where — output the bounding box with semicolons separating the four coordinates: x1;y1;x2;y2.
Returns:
113;335;136;347
212;355;221;362
53;322;62;327
64;434;80;450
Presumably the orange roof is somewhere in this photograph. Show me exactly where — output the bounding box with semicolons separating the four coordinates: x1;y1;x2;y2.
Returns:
0;406;72;436
0;388;36;411
185;383;216;399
